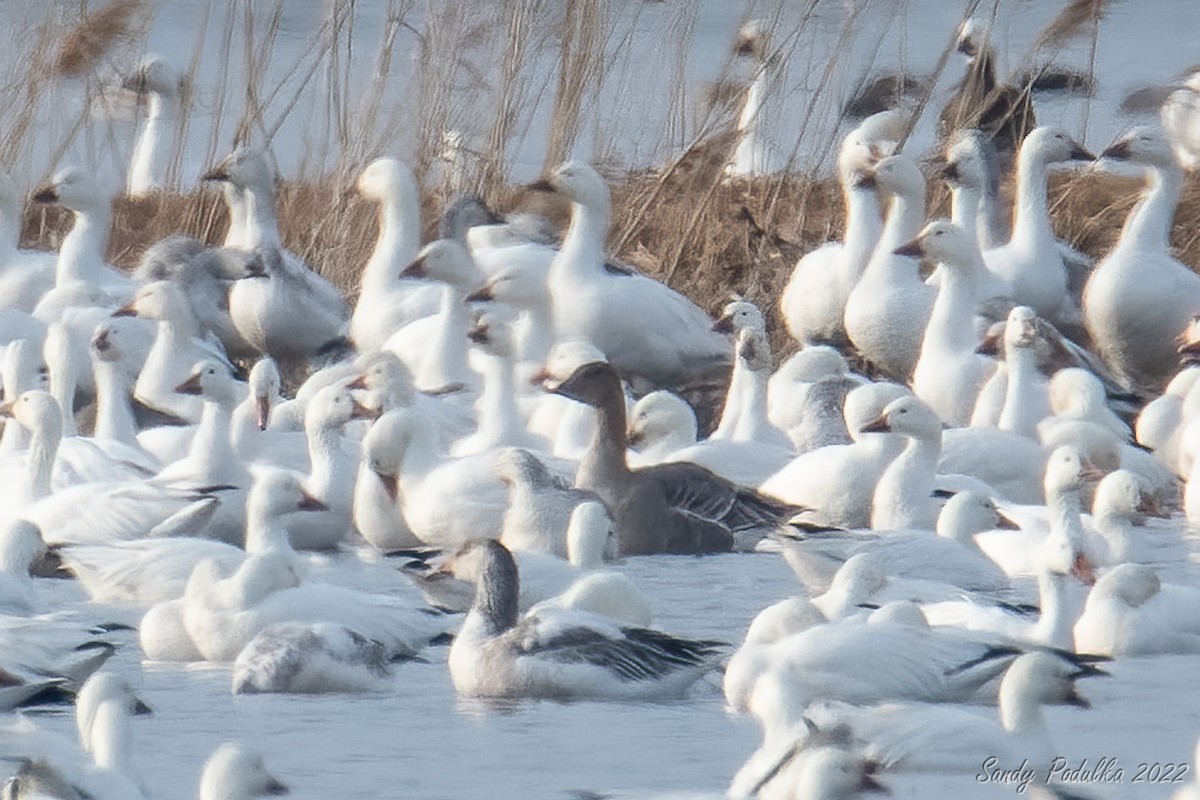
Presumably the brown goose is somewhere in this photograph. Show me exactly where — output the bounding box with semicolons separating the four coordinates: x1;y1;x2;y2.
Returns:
545;359;799;555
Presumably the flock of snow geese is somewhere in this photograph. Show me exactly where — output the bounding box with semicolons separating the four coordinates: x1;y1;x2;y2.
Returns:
7;18;1200;800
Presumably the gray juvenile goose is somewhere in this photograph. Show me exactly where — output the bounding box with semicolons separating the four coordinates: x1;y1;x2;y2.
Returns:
546;359;799;555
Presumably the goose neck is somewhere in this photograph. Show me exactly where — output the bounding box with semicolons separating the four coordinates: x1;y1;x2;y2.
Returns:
1032;570;1074;650
305;420;346;497
424;286;471;388
364;199;418;292
477;353;524;446
27;419;60;500
0;203;19;264
840;186;883;282
93;361;138;444
242;184;282;250
516;304;556;365
925;259;981;351
874;189;925;261
556;199;611;281
735;364;773;441
998;349;1039;437
189;398;237;483
472;547;520;636
950;184;983;251
88;701;135;775
1000;674;1047;735
577;383;631;495
57;207;111;285
1121;165;1182;253
1010;151;1054;250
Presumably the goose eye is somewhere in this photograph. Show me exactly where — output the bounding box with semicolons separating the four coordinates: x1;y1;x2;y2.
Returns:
207;368;215;375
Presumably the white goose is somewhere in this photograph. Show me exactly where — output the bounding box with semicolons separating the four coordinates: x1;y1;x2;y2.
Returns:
801;652;1102;775
942;307;1048;504
725;20;773;178
0;671;152;800
0;338;45;454
1074;563;1200;656
760;381;908;528
349;157;440;351
382;238;484;395
1085;127;1200;389
203;147;348;362
1136;366;1200;470
775;491;1013;595
862;395;943;531
781;130;882;346
124;55;181;197
113;281;236;422
198;743;290;800
30;167;135;308
982;126;1094;323
904;220;994;425
453;306;547;456
443;538;724;700
361;406;509;548
842;154;934;382
0;520;48;615
525;161;730;396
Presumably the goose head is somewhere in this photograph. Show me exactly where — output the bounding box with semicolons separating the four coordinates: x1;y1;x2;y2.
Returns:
399;238;483;291
175;360;240;407
824;552;888;608
1091;562;1161;608
362;408;417;500
466;306;516;358
868;600;930;629
525;161;611;211
247;358;281;431
864;154;924;199
356;156;417;205
736;328;773;373
0;519;48;576
1044;444;1104;497
1003;305;1040;353
247;468;327;519
936;490;1019;542
742;597;826;646
347;351;416;410
837;137;882;185
626;390;696;450
954;16;986;59
304;383;378;433
543;359;621;409
843;381;909;440
998;652;1105;730
203;147;274;191
89;319;141;371
437;538;517;589
2;339;47;399
464;261;549;308
491;447;551;487
112;280;192;322
1021;126;1094;166
1098;126;1179;171
566;500;619;567
776;346;849;383
0;390;62;440
712;299;766;335
1093;469;1165;523
31;167;110;214
893;219;974;267
733;19;769;60
858;394;940;440
941;128;998;192
199;743;289;800
122;54;180;97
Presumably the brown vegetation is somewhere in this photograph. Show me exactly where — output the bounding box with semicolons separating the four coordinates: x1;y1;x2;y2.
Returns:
16;164;1200;360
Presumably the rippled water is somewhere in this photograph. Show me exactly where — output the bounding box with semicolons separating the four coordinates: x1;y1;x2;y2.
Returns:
11;529;1200;800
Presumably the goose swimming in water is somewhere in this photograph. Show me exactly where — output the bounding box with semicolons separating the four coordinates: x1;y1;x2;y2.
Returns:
546;358;797;554
442;538;725;701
